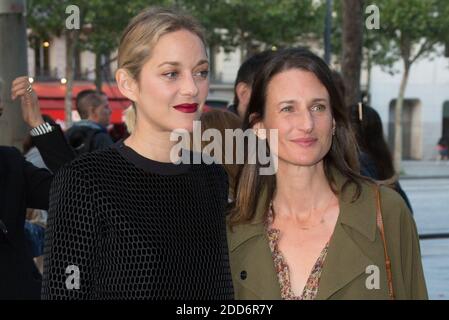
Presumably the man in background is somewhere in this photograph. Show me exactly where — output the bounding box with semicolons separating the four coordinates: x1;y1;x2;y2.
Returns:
66;89;113;154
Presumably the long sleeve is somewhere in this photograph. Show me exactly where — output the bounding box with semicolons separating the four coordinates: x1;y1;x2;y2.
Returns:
400;201;428;299
41;163;99;299
32;125;76;173
23;158;53;210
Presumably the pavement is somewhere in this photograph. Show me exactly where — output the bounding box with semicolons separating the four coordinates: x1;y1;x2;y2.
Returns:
400;160;449;179
399;177;449;300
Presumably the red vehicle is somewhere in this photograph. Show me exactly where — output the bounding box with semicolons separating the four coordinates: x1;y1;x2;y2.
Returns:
33;81;223;133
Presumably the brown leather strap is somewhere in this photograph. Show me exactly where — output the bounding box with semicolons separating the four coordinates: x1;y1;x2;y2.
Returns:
374;184;395;300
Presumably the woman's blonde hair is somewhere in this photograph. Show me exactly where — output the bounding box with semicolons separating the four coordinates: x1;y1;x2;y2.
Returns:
124;104;136;134
117;6;207;125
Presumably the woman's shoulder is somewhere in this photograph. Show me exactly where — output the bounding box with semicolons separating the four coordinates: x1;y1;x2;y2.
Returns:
56;146;121;175
357;179;414;229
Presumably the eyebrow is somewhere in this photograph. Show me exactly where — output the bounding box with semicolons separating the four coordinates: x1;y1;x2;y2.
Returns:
157;60;209;68
311;98;329;103
278;100;296;106
278;98;329;106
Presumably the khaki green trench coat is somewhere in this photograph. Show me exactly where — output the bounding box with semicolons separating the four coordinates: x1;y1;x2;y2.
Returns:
227;170;428;300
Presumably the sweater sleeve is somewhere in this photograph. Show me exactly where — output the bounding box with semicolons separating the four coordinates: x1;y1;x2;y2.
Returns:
41;162;99;299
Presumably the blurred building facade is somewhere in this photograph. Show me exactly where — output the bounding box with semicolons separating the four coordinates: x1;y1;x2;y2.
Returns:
370;46;449;161
27;36;449;160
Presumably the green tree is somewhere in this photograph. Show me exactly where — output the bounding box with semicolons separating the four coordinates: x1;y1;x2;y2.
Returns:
27;0;151;123
367;0;449;171
165;0;237;81
27;0;88;126
81;0;153;90
226;0;323;59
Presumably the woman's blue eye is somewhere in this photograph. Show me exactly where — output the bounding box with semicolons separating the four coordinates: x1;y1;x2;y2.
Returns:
281;106;293;112
195;70;209;78
164;72;178;79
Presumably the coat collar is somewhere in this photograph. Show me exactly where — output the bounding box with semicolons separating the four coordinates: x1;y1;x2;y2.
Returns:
228;167;378;250
332;168;378;242
227;166;379;299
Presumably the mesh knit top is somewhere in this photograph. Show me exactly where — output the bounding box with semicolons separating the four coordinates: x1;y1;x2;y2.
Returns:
41;141;234;300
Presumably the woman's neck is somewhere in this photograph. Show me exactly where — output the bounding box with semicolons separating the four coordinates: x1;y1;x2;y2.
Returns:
124;121;177;163
273;160;336;221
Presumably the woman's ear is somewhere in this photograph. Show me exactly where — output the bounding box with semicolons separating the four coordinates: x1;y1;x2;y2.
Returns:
250;114;267;140
235;82;250;106
116;69;138;102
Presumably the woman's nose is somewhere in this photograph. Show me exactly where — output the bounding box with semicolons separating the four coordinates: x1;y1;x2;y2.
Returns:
295;109;314;133
180;74;199;97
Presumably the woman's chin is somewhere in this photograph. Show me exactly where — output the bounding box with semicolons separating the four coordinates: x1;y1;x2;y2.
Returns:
170;116;199;132
278;155;322;168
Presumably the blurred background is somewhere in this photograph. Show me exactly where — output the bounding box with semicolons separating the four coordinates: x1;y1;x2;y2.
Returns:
0;0;448;299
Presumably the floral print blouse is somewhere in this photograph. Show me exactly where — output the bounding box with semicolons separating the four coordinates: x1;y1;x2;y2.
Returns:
265;201;329;300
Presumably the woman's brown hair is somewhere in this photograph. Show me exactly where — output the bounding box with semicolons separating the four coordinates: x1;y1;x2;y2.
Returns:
230;47;371;226
199;109;243;200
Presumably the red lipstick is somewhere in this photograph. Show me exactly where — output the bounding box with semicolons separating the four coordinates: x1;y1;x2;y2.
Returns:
173;103;198;113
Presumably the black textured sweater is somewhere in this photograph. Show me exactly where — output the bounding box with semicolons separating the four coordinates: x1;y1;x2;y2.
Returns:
42;141;234;299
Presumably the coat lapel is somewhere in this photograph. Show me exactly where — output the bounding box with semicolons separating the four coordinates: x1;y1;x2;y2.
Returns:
316;222;374;299
229;225;281;299
228;167;380;300
227;187;281;299
316;169;378;299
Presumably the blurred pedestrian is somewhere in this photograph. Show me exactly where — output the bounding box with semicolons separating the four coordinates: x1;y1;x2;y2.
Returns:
0;76;74;299
349;103;413;213
22;114;58;275
228;50;275;119
436;136;449;161
66;90;113;154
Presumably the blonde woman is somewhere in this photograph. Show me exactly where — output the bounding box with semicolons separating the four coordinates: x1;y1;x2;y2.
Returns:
42;7;234;299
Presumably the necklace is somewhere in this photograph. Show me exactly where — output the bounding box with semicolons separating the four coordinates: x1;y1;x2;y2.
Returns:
270;195;336;231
